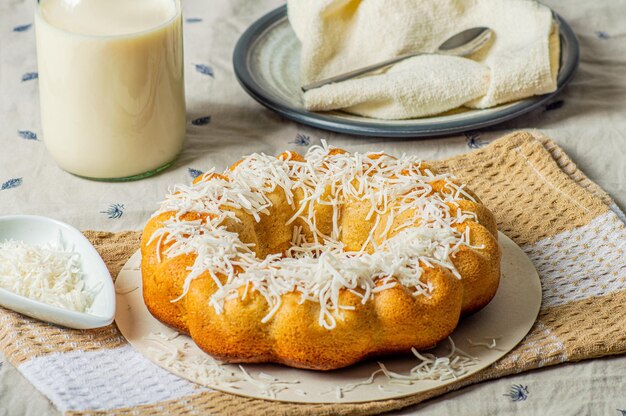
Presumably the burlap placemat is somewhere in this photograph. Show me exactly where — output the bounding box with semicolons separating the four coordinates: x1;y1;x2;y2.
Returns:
0;131;624;415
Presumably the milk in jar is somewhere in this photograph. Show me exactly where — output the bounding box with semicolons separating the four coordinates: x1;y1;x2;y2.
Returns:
35;0;186;180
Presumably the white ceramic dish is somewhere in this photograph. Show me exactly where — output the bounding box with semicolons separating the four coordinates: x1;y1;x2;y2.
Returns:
116;232;542;403
0;215;114;329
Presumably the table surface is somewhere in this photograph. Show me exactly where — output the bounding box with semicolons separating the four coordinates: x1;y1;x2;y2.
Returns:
1;0;625;414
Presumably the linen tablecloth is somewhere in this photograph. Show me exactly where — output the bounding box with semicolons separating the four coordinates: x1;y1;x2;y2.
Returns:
1;0;625;414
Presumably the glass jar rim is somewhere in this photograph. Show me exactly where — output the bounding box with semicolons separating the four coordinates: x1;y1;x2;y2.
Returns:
35;0;182;40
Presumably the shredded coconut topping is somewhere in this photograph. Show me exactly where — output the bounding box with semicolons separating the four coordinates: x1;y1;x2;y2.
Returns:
467;337;503;351
321;337;478;397
0;239;96;312
145;331;301;399
151;141;481;329
145;331;479;400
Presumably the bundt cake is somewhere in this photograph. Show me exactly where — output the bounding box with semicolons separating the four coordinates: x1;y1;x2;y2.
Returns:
141;143;501;371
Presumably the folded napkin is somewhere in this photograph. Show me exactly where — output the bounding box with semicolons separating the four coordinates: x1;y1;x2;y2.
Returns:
0;131;624;415
289;0;560;119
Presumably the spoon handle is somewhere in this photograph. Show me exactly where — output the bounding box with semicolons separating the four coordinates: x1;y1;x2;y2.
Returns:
300;27;493;92
301;52;424;92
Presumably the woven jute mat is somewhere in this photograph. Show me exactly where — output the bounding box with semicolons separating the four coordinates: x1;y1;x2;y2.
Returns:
0;131;624;415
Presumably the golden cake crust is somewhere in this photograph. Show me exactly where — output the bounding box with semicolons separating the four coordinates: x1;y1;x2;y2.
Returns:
141;148;501;370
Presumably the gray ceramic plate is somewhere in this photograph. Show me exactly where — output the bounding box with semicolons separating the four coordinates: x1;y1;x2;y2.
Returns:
233;5;579;138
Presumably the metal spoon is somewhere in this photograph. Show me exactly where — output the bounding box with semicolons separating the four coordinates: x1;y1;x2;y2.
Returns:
301;27;494;92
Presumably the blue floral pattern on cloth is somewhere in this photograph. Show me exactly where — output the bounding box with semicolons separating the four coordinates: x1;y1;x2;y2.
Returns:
100;203;124;219
194;64;214;77
188;168;204;179
465;132;488;149
185;18;203;23
595;31;610;39
191;116;211;126
1;178;23;190
618;409;626;416
13;23;32;32
18;130;37;140
504;384;529;402
290;133;311;146
21;72;38;82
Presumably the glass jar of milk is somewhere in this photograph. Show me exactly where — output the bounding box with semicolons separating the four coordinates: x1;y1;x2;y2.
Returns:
35;0;186;180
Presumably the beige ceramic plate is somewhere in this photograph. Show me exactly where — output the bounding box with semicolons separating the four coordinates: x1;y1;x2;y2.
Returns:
115;232;540;404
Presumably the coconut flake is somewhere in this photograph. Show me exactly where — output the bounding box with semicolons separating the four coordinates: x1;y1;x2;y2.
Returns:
0;238;97;312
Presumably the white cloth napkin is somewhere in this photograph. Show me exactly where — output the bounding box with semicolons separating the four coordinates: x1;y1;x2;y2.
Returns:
288;0;560;119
